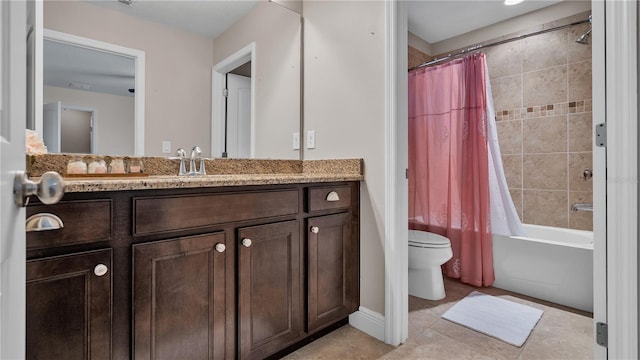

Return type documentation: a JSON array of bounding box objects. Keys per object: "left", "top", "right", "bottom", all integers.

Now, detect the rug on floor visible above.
[{"left": 441, "top": 291, "right": 544, "bottom": 347}]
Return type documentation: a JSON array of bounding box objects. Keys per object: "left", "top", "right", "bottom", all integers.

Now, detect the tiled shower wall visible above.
[
  {"left": 408, "top": 13, "right": 593, "bottom": 231},
  {"left": 486, "top": 16, "right": 593, "bottom": 230}
]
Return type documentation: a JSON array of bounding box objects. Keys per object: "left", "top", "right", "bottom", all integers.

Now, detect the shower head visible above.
[
  {"left": 575, "top": 14, "right": 592, "bottom": 45},
  {"left": 575, "top": 28, "right": 592, "bottom": 45}
]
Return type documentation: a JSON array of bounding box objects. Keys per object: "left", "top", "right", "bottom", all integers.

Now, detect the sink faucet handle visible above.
[
  {"left": 175, "top": 148, "right": 187, "bottom": 176},
  {"left": 188, "top": 146, "right": 202, "bottom": 176}
]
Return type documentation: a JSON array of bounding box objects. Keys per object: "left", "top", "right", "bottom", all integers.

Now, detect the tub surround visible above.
[{"left": 26, "top": 154, "right": 363, "bottom": 192}]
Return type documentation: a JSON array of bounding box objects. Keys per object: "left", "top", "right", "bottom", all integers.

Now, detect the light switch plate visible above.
[
  {"left": 307, "top": 130, "right": 315, "bottom": 149},
  {"left": 293, "top": 132, "right": 300, "bottom": 150}
]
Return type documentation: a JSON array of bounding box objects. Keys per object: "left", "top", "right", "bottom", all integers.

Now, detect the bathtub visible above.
[{"left": 492, "top": 224, "right": 593, "bottom": 312}]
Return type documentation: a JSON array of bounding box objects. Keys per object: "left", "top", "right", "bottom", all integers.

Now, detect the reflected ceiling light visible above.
[{"left": 504, "top": 0, "right": 524, "bottom": 5}]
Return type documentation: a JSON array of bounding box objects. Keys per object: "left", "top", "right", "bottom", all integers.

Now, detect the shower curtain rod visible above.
[{"left": 409, "top": 17, "right": 591, "bottom": 72}]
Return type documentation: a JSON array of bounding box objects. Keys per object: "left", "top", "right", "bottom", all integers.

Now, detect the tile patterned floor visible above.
[{"left": 283, "top": 277, "right": 594, "bottom": 360}]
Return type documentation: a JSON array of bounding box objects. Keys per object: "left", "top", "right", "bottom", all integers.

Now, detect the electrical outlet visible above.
[
  {"left": 307, "top": 130, "right": 315, "bottom": 149},
  {"left": 293, "top": 132, "right": 300, "bottom": 150},
  {"left": 162, "top": 141, "right": 171, "bottom": 154}
]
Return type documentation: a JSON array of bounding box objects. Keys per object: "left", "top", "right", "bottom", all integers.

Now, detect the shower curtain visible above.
[{"left": 408, "top": 53, "right": 523, "bottom": 287}]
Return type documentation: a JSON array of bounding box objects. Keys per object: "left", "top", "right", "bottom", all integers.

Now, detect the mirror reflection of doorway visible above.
[
  {"left": 43, "top": 102, "right": 95, "bottom": 154},
  {"left": 224, "top": 61, "right": 252, "bottom": 158}
]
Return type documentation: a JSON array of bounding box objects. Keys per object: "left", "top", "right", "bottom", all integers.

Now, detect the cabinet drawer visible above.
[
  {"left": 307, "top": 186, "right": 352, "bottom": 212},
  {"left": 26, "top": 200, "right": 112, "bottom": 250},
  {"left": 134, "top": 190, "right": 299, "bottom": 236}
]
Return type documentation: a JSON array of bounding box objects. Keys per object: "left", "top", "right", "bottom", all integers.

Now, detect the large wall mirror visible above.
[{"left": 36, "top": 0, "right": 302, "bottom": 159}]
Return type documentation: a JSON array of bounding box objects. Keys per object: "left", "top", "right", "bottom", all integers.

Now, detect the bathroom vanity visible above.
[{"left": 24, "top": 164, "right": 361, "bottom": 359}]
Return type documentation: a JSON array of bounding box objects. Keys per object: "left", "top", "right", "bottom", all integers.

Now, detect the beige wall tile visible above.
[
  {"left": 568, "top": 112, "right": 593, "bottom": 152},
  {"left": 509, "top": 188, "right": 523, "bottom": 221},
  {"left": 485, "top": 40, "right": 522, "bottom": 79},
  {"left": 523, "top": 190, "right": 569, "bottom": 228},
  {"left": 502, "top": 155, "right": 523, "bottom": 188},
  {"left": 568, "top": 60, "right": 592, "bottom": 101},
  {"left": 569, "top": 191, "right": 593, "bottom": 231},
  {"left": 523, "top": 153, "right": 567, "bottom": 190},
  {"left": 569, "top": 152, "right": 593, "bottom": 192},
  {"left": 496, "top": 120, "right": 522, "bottom": 154},
  {"left": 523, "top": 115, "right": 567, "bottom": 154},
  {"left": 568, "top": 22, "right": 592, "bottom": 63},
  {"left": 491, "top": 75, "right": 522, "bottom": 111},
  {"left": 523, "top": 66, "right": 567, "bottom": 107},
  {"left": 522, "top": 29, "right": 568, "bottom": 72}
]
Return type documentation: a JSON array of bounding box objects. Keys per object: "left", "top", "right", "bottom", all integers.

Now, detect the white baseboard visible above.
[{"left": 349, "top": 306, "right": 385, "bottom": 342}]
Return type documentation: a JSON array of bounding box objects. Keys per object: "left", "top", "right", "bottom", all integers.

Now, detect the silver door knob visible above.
[
  {"left": 215, "top": 243, "right": 226, "bottom": 253},
  {"left": 310, "top": 226, "right": 319, "bottom": 234},
  {"left": 242, "top": 238, "right": 252, "bottom": 247},
  {"left": 14, "top": 171, "right": 65, "bottom": 207},
  {"left": 94, "top": 264, "right": 108, "bottom": 277}
]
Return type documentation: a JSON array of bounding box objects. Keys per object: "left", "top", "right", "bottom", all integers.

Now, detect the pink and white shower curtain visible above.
[{"left": 408, "top": 53, "right": 523, "bottom": 287}]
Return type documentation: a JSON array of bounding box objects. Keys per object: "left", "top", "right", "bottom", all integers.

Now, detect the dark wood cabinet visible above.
[
  {"left": 26, "top": 249, "right": 112, "bottom": 360},
  {"left": 307, "top": 213, "right": 359, "bottom": 333},
  {"left": 26, "top": 181, "right": 359, "bottom": 360},
  {"left": 132, "top": 232, "right": 227, "bottom": 360},
  {"left": 237, "top": 221, "right": 303, "bottom": 360}
]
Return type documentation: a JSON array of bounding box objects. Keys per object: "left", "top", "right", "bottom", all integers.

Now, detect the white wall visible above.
[
  {"left": 44, "top": 85, "right": 134, "bottom": 155},
  {"left": 213, "top": 1, "right": 301, "bottom": 159},
  {"left": 303, "top": 0, "right": 386, "bottom": 315},
  {"left": 44, "top": 1, "right": 214, "bottom": 156}
]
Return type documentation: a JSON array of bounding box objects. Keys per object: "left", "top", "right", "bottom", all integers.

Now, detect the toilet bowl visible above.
[{"left": 408, "top": 230, "right": 453, "bottom": 300}]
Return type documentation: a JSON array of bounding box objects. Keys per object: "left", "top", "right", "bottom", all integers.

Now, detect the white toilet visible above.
[{"left": 408, "top": 230, "right": 453, "bottom": 300}]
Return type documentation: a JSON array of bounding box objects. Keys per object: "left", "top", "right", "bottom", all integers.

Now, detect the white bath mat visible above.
[{"left": 441, "top": 291, "right": 543, "bottom": 347}]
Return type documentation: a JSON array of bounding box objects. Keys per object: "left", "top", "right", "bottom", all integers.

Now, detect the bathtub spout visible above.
[{"left": 571, "top": 203, "right": 593, "bottom": 212}]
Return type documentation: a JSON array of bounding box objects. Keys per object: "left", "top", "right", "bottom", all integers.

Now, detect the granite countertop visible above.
[{"left": 27, "top": 155, "right": 364, "bottom": 193}]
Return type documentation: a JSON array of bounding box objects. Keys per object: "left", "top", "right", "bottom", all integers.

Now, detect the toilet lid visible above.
[{"left": 408, "top": 230, "right": 451, "bottom": 248}]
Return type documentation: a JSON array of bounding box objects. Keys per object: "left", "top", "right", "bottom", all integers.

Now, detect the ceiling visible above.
[
  {"left": 88, "top": 0, "right": 260, "bottom": 39},
  {"left": 407, "top": 0, "right": 563, "bottom": 44}
]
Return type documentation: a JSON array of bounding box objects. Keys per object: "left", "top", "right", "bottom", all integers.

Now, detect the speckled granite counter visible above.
[{"left": 26, "top": 155, "right": 363, "bottom": 193}]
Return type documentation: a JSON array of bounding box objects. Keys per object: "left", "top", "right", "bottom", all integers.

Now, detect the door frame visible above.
[
  {"left": 599, "top": 0, "right": 638, "bottom": 358},
  {"left": 211, "top": 42, "right": 256, "bottom": 158},
  {"left": 40, "top": 29, "right": 145, "bottom": 155},
  {"left": 386, "top": 1, "right": 640, "bottom": 357}
]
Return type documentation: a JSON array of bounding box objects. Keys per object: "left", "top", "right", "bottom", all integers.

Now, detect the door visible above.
[
  {"left": 26, "top": 249, "right": 112, "bottom": 360},
  {"left": 307, "top": 213, "right": 359, "bottom": 332},
  {"left": 42, "top": 101, "right": 61, "bottom": 152},
  {"left": 227, "top": 73, "right": 251, "bottom": 158},
  {"left": 60, "top": 108, "right": 92, "bottom": 153},
  {"left": 0, "top": 1, "right": 27, "bottom": 358},
  {"left": 238, "top": 220, "right": 302, "bottom": 360},
  {"left": 133, "top": 233, "right": 227, "bottom": 360}
]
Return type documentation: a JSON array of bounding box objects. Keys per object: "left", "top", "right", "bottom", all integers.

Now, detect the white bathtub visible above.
[{"left": 492, "top": 224, "right": 593, "bottom": 312}]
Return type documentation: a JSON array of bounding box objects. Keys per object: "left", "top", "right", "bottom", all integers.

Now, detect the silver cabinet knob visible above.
[
  {"left": 242, "top": 238, "right": 252, "bottom": 248},
  {"left": 94, "top": 264, "right": 108, "bottom": 277},
  {"left": 215, "top": 243, "right": 226, "bottom": 253},
  {"left": 14, "top": 171, "right": 65, "bottom": 207},
  {"left": 310, "top": 226, "right": 319, "bottom": 234}
]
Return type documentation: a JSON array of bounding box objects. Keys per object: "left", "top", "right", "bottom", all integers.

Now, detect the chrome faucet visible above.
[
  {"left": 188, "top": 146, "right": 203, "bottom": 176},
  {"left": 175, "top": 148, "right": 187, "bottom": 176},
  {"left": 571, "top": 203, "right": 593, "bottom": 212}
]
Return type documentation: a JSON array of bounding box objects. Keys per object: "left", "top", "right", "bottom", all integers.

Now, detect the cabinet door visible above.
[
  {"left": 26, "top": 249, "right": 112, "bottom": 360},
  {"left": 238, "top": 221, "right": 302, "bottom": 360},
  {"left": 133, "top": 233, "right": 226, "bottom": 360},
  {"left": 308, "top": 213, "right": 359, "bottom": 332}
]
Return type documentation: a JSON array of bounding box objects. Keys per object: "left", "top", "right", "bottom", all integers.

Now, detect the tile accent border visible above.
[{"left": 495, "top": 99, "right": 592, "bottom": 121}]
